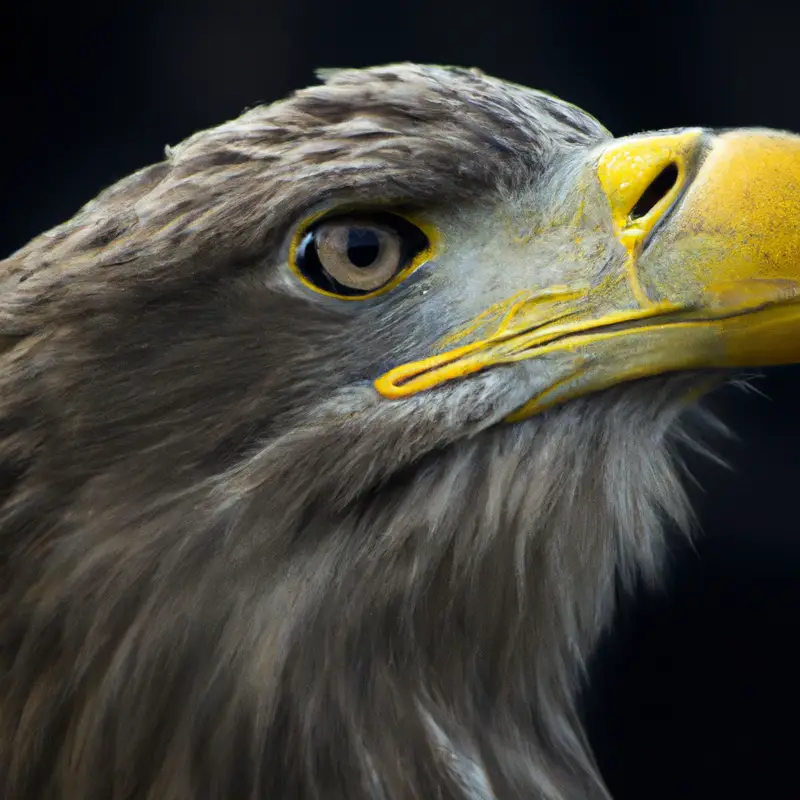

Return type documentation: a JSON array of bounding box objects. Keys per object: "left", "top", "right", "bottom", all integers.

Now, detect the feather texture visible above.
[{"left": 0, "top": 64, "right": 716, "bottom": 799}]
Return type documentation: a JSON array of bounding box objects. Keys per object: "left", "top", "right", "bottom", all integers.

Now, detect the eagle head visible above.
[{"left": 2, "top": 64, "right": 800, "bottom": 799}]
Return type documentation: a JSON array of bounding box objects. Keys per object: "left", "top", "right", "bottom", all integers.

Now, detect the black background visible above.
[{"left": 3, "top": 2, "right": 799, "bottom": 797}]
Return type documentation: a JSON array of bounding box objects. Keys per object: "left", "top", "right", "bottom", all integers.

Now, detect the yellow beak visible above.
[{"left": 375, "top": 129, "right": 800, "bottom": 418}]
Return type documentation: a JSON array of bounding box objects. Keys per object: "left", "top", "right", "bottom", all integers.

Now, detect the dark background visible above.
[{"left": 3, "top": 2, "right": 799, "bottom": 797}]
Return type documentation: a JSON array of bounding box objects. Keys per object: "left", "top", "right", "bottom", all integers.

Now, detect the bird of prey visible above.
[{"left": 2, "top": 63, "right": 800, "bottom": 800}]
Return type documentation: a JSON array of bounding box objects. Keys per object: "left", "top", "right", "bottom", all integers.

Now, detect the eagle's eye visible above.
[{"left": 291, "top": 212, "right": 432, "bottom": 299}]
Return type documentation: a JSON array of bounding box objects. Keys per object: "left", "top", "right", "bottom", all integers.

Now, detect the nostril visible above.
[{"left": 629, "top": 162, "right": 680, "bottom": 221}]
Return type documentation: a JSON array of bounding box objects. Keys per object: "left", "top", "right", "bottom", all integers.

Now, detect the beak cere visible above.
[
  {"left": 375, "top": 128, "right": 800, "bottom": 419},
  {"left": 596, "top": 129, "right": 702, "bottom": 308}
]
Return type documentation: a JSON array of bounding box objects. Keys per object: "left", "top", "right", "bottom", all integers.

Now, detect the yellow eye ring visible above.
[{"left": 288, "top": 210, "right": 440, "bottom": 300}]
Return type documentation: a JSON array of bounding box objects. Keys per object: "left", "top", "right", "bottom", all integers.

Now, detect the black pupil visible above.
[{"left": 346, "top": 228, "right": 381, "bottom": 268}]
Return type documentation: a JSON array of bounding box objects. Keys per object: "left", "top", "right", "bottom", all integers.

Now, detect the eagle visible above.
[{"left": 2, "top": 63, "right": 799, "bottom": 800}]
